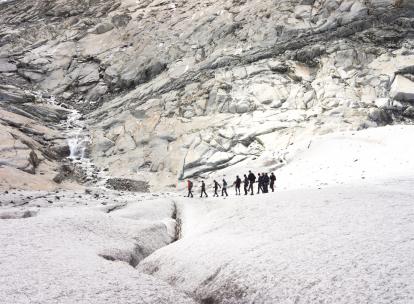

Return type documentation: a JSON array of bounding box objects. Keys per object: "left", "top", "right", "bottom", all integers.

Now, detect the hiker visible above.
[
  {"left": 257, "top": 173, "right": 263, "bottom": 194},
  {"left": 248, "top": 170, "right": 256, "bottom": 195},
  {"left": 263, "top": 173, "right": 270, "bottom": 193},
  {"left": 270, "top": 172, "right": 276, "bottom": 192},
  {"left": 213, "top": 179, "right": 221, "bottom": 197},
  {"left": 187, "top": 180, "right": 193, "bottom": 197},
  {"left": 200, "top": 180, "right": 208, "bottom": 198},
  {"left": 234, "top": 175, "right": 242, "bottom": 195},
  {"left": 243, "top": 174, "right": 249, "bottom": 195},
  {"left": 222, "top": 179, "right": 228, "bottom": 197}
]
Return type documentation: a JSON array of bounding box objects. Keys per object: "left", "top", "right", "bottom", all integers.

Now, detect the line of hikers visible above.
[{"left": 186, "top": 171, "right": 277, "bottom": 198}]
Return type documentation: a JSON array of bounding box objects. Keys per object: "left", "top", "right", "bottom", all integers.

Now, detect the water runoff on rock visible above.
[
  {"left": 65, "top": 110, "right": 88, "bottom": 160},
  {"left": 39, "top": 92, "right": 109, "bottom": 187},
  {"left": 65, "top": 110, "right": 109, "bottom": 187}
]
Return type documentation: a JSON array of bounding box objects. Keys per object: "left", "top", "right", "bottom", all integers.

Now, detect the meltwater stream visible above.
[
  {"left": 66, "top": 110, "right": 89, "bottom": 160},
  {"left": 63, "top": 108, "right": 109, "bottom": 187},
  {"left": 40, "top": 92, "right": 109, "bottom": 188}
]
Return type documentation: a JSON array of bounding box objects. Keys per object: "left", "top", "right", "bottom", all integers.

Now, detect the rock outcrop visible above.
[
  {"left": 1, "top": 0, "right": 414, "bottom": 189},
  {"left": 0, "top": 83, "right": 71, "bottom": 190}
]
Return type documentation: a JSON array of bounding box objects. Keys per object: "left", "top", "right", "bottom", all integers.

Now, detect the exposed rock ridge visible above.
[{"left": 0, "top": 0, "right": 414, "bottom": 189}]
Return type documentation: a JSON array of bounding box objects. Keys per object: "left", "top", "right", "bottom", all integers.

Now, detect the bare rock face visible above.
[
  {"left": 1, "top": 0, "right": 414, "bottom": 189},
  {"left": 390, "top": 75, "right": 414, "bottom": 102},
  {"left": 0, "top": 84, "right": 70, "bottom": 190}
]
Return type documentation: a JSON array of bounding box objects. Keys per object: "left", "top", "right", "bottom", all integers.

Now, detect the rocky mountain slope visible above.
[{"left": 1, "top": 0, "right": 414, "bottom": 190}]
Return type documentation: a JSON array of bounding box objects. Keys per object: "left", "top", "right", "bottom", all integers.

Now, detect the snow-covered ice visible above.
[
  {"left": 0, "top": 193, "right": 195, "bottom": 304},
  {"left": 140, "top": 181, "right": 414, "bottom": 303},
  {"left": 139, "top": 126, "right": 414, "bottom": 303},
  {"left": 1, "top": 125, "right": 414, "bottom": 303},
  {"left": 214, "top": 125, "right": 414, "bottom": 191}
]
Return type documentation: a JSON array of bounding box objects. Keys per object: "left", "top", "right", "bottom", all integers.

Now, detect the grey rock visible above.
[
  {"left": 0, "top": 0, "right": 413, "bottom": 190},
  {"left": 49, "top": 145, "right": 70, "bottom": 160},
  {"left": 0, "top": 85, "right": 35, "bottom": 103},
  {"left": 368, "top": 108, "right": 392, "bottom": 125},
  {"left": 403, "top": 106, "right": 414, "bottom": 118},
  {"left": 86, "top": 82, "right": 108, "bottom": 101},
  {"left": 111, "top": 14, "right": 131, "bottom": 28},
  {"left": 94, "top": 137, "right": 115, "bottom": 155},
  {"left": 68, "top": 63, "right": 100, "bottom": 86},
  {"left": 93, "top": 22, "right": 114, "bottom": 35},
  {"left": 0, "top": 58, "right": 17, "bottom": 72},
  {"left": 390, "top": 75, "right": 414, "bottom": 102},
  {"left": 105, "top": 178, "right": 149, "bottom": 192}
]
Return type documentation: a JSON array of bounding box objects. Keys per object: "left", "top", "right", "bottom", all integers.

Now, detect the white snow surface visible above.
[
  {"left": 140, "top": 182, "right": 414, "bottom": 303},
  {"left": 1, "top": 125, "right": 414, "bottom": 303},
  {"left": 213, "top": 125, "right": 414, "bottom": 191},
  {"left": 0, "top": 193, "right": 195, "bottom": 304},
  {"left": 139, "top": 125, "right": 414, "bottom": 303}
]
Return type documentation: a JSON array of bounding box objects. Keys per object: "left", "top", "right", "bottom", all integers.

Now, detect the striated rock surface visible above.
[
  {"left": 0, "top": 84, "right": 71, "bottom": 190},
  {"left": 1, "top": 0, "right": 414, "bottom": 189}
]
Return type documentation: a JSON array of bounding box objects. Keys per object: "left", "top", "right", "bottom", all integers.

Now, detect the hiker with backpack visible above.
[
  {"left": 243, "top": 174, "right": 249, "bottom": 195},
  {"left": 257, "top": 173, "right": 263, "bottom": 194},
  {"left": 263, "top": 173, "right": 270, "bottom": 193},
  {"left": 222, "top": 179, "right": 228, "bottom": 197},
  {"left": 270, "top": 172, "right": 276, "bottom": 192},
  {"left": 247, "top": 171, "right": 256, "bottom": 195},
  {"left": 234, "top": 175, "right": 242, "bottom": 195},
  {"left": 187, "top": 180, "right": 194, "bottom": 197},
  {"left": 213, "top": 180, "right": 221, "bottom": 197},
  {"left": 200, "top": 180, "right": 208, "bottom": 198}
]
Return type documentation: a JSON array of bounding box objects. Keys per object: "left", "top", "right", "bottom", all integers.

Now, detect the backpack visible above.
[{"left": 223, "top": 180, "right": 227, "bottom": 187}]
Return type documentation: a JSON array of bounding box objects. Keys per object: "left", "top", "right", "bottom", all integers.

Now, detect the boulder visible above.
[
  {"left": 93, "top": 23, "right": 114, "bottom": 34},
  {"left": 49, "top": 145, "right": 71, "bottom": 160},
  {"left": 111, "top": 14, "right": 131, "bottom": 27},
  {"left": 86, "top": 82, "right": 108, "bottom": 101},
  {"left": 403, "top": 106, "right": 414, "bottom": 118},
  {"left": 68, "top": 63, "right": 100, "bottom": 86},
  {"left": 390, "top": 75, "right": 414, "bottom": 102},
  {"left": 368, "top": 108, "right": 392, "bottom": 125},
  {"left": 236, "top": 102, "right": 250, "bottom": 113}
]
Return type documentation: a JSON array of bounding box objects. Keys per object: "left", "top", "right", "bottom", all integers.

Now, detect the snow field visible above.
[
  {"left": 1, "top": 125, "right": 413, "bottom": 303},
  {"left": 138, "top": 126, "right": 414, "bottom": 303},
  {"left": 140, "top": 181, "right": 414, "bottom": 303},
  {"left": 0, "top": 197, "right": 195, "bottom": 304}
]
